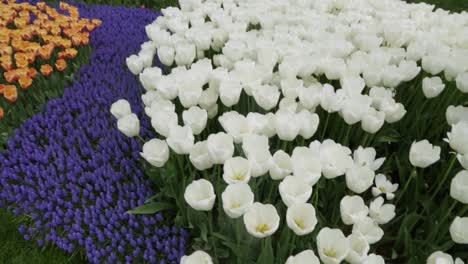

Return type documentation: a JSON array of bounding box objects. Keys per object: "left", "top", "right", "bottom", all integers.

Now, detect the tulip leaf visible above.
[
  {"left": 256, "top": 237, "right": 274, "bottom": 264},
  {"left": 126, "top": 202, "right": 175, "bottom": 214}
]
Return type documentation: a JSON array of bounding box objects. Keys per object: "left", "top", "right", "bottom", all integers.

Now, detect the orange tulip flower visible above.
[
  {"left": 19, "top": 76, "right": 32, "bottom": 89},
  {"left": 40, "top": 64, "right": 53, "bottom": 76},
  {"left": 0, "top": 107, "right": 4, "bottom": 120},
  {"left": 55, "top": 58, "right": 67, "bottom": 72},
  {"left": 4, "top": 85, "right": 17, "bottom": 103}
]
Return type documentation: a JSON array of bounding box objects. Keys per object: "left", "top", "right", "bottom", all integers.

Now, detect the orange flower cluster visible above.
[{"left": 0, "top": 0, "right": 101, "bottom": 119}]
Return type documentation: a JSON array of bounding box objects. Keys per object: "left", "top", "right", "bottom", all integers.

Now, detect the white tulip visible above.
[
  {"left": 141, "top": 91, "right": 163, "bottom": 107},
  {"left": 180, "top": 250, "right": 212, "bottom": 264},
  {"left": 183, "top": 106, "right": 208, "bottom": 135},
  {"left": 341, "top": 95, "right": 372, "bottom": 125},
  {"left": 450, "top": 170, "right": 468, "bottom": 204},
  {"left": 447, "top": 122, "right": 468, "bottom": 155},
  {"left": 219, "top": 77, "right": 243, "bottom": 107},
  {"left": 157, "top": 45, "right": 175, "bottom": 66},
  {"left": 140, "top": 139, "right": 169, "bottom": 167},
  {"left": 456, "top": 72, "right": 468, "bottom": 93},
  {"left": 450, "top": 216, "right": 468, "bottom": 244},
  {"left": 175, "top": 42, "right": 196, "bottom": 66},
  {"left": 155, "top": 75, "right": 178, "bottom": 100},
  {"left": 345, "top": 233, "right": 370, "bottom": 264},
  {"left": 455, "top": 258, "right": 465, "bottom": 264},
  {"left": 352, "top": 217, "right": 384, "bottom": 244},
  {"left": 369, "top": 197, "right": 396, "bottom": 224},
  {"left": 286, "top": 203, "right": 318, "bottom": 236},
  {"left": 243, "top": 203, "right": 280, "bottom": 238},
  {"left": 275, "top": 109, "right": 300, "bottom": 141},
  {"left": 199, "top": 87, "right": 219, "bottom": 110},
  {"left": 298, "top": 83, "right": 322, "bottom": 109},
  {"left": 286, "top": 250, "right": 320, "bottom": 264},
  {"left": 422, "top": 55, "right": 446, "bottom": 75},
  {"left": 340, "top": 195, "right": 369, "bottom": 225},
  {"left": 346, "top": 165, "right": 375, "bottom": 194},
  {"left": 110, "top": 99, "right": 132, "bottom": 119},
  {"left": 207, "top": 132, "right": 234, "bottom": 164},
  {"left": 363, "top": 254, "right": 385, "bottom": 264},
  {"left": 297, "top": 110, "right": 319, "bottom": 139},
  {"left": 279, "top": 176, "right": 313, "bottom": 207},
  {"left": 426, "top": 251, "right": 453, "bottom": 264},
  {"left": 321, "top": 84, "right": 343, "bottom": 113},
  {"left": 178, "top": 78, "right": 203, "bottom": 108},
  {"left": 242, "top": 133, "right": 270, "bottom": 157},
  {"left": 151, "top": 110, "right": 178, "bottom": 137},
  {"left": 252, "top": 84, "right": 281, "bottom": 111},
  {"left": 139, "top": 67, "right": 162, "bottom": 91},
  {"left": 281, "top": 78, "right": 302, "bottom": 99},
  {"left": 291, "top": 146, "right": 322, "bottom": 186},
  {"left": 381, "top": 101, "right": 406, "bottom": 123},
  {"left": 361, "top": 108, "right": 385, "bottom": 134},
  {"left": 167, "top": 125, "right": 195, "bottom": 155},
  {"left": 458, "top": 154, "right": 468, "bottom": 170},
  {"left": 247, "top": 148, "right": 273, "bottom": 177},
  {"left": 126, "top": 54, "right": 144, "bottom": 75},
  {"left": 446, "top": 105, "right": 468, "bottom": 126},
  {"left": 409, "top": 140, "right": 441, "bottom": 168},
  {"left": 269, "top": 150, "right": 293, "bottom": 180},
  {"left": 353, "top": 146, "right": 385, "bottom": 171},
  {"left": 184, "top": 179, "right": 216, "bottom": 211},
  {"left": 279, "top": 97, "right": 298, "bottom": 113},
  {"left": 422, "top": 76, "right": 445, "bottom": 98},
  {"left": 189, "top": 141, "right": 213, "bottom": 170},
  {"left": 146, "top": 99, "right": 175, "bottom": 117},
  {"left": 223, "top": 157, "right": 251, "bottom": 184},
  {"left": 219, "top": 111, "right": 250, "bottom": 143},
  {"left": 320, "top": 140, "right": 354, "bottom": 179},
  {"left": 246, "top": 113, "right": 270, "bottom": 136},
  {"left": 117, "top": 113, "right": 140, "bottom": 137},
  {"left": 222, "top": 183, "right": 254, "bottom": 218},
  {"left": 317, "top": 227, "right": 350, "bottom": 264},
  {"left": 372, "top": 174, "right": 399, "bottom": 200}
]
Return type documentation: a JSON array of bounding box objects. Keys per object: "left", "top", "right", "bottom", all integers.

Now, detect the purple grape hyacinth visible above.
[{"left": 0, "top": 3, "right": 187, "bottom": 264}]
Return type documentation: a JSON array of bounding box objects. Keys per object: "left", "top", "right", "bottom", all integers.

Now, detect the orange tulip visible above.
[
  {"left": 19, "top": 76, "right": 32, "bottom": 89},
  {"left": 55, "top": 58, "right": 67, "bottom": 72},
  {"left": 1, "top": 58, "right": 13, "bottom": 71},
  {"left": 4, "top": 85, "right": 17, "bottom": 103},
  {"left": 4, "top": 70, "right": 17, "bottom": 83},
  {"left": 0, "top": 84, "right": 6, "bottom": 95},
  {"left": 28, "top": 67, "right": 37, "bottom": 79},
  {"left": 40, "top": 64, "right": 53, "bottom": 76},
  {"left": 0, "top": 107, "right": 4, "bottom": 120},
  {"left": 0, "top": 45, "right": 12, "bottom": 55}
]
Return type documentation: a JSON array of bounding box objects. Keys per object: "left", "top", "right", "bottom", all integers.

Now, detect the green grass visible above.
[{"left": 0, "top": 210, "right": 84, "bottom": 264}]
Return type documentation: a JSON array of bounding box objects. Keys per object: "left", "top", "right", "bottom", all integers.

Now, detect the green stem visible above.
[
  {"left": 208, "top": 211, "right": 218, "bottom": 261},
  {"left": 431, "top": 154, "right": 457, "bottom": 200},
  {"left": 361, "top": 133, "right": 369, "bottom": 147},
  {"left": 396, "top": 168, "right": 417, "bottom": 204},
  {"left": 320, "top": 112, "right": 330, "bottom": 141}
]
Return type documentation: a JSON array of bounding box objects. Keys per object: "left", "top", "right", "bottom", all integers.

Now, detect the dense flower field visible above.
[
  {"left": 0, "top": 1, "right": 187, "bottom": 263},
  {"left": 113, "top": 0, "right": 468, "bottom": 263}
]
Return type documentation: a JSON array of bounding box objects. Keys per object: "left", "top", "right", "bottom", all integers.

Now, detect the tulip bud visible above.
[
  {"left": 140, "top": 139, "right": 169, "bottom": 167},
  {"left": 117, "top": 113, "right": 140, "bottom": 137},
  {"left": 184, "top": 179, "right": 216, "bottom": 211},
  {"left": 409, "top": 140, "right": 441, "bottom": 168},
  {"left": 450, "top": 170, "right": 468, "bottom": 204},
  {"left": 450, "top": 216, "right": 468, "bottom": 244},
  {"left": 422, "top": 76, "right": 445, "bottom": 98},
  {"left": 110, "top": 99, "right": 131, "bottom": 119}
]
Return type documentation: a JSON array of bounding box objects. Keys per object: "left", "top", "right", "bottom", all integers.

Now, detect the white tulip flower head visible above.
[
  {"left": 222, "top": 183, "right": 254, "bottom": 219},
  {"left": 223, "top": 157, "right": 251, "bottom": 184},
  {"left": 409, "top": 140, "right": 441, "bottom": 168},
  {"left": 340, "top": 195, "right": 369, "bottom": 225},
  {"left": 184, "top": 179, "right": 216, "bottom": 211},
  {"left": 243, "top": 203, "right": 280, "bottom": 238},
  {"left": 286, "top": 203, "right": 318, "bottom": 236},
  {"left": 372, "top": 174, "right": 398, "bottom": 200},
  {"left": 316, "top": 227, "right": 350, "bottom": 264},
  {"left": 286, "top": 250, "right": 320, "bottom": 264}
]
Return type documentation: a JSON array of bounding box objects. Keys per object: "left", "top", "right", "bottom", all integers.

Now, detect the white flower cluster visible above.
[{"left": 111, "top": 0, "right": 468, "bottom": 262}]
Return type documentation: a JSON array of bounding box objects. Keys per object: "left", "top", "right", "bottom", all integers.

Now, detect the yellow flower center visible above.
[
  {"left": 379, "top": 186, "right": 387, "bottom": 193},
  {"left": 294, "top": 218, "right": 306, "bottom": 229},
  {"left": 233, "top": 173, "right": 245, "bottom": 181},
  {"left": 231, "top": 202, "right": 241, "bottom": 209},
  {"left": 324, "top": 248, "right": 337, "bottom": 258},
  {"left": 255, "top": 224, "right": 270, "bottom": 233}
]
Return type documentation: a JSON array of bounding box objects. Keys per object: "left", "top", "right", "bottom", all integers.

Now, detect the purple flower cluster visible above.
[{"left": 0, "top": 4, "right": 187, "bottom": 264}]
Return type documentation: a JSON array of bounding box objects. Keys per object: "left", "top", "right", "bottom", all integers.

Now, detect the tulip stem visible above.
[
  {"left": 396, "top": 167, "right": 417, "bottom": 204},
  {"left": 430, "top": 154, "right": 457, "bottom": 201},
  {"left": 361, "top": 133, "right": 369, "bottom": 147},
  {"left": 208, "top": 211, "right": 219, "bottom": 261},
  {"left": 320, "top": 112, "right": 330, "bottom": 141}
]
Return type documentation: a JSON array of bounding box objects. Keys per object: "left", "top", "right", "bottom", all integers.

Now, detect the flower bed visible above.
[
  {"left": 113, "top": 0, "right": 468, "bottom": 263},
  {"left": 0, "top": 3, "right": 187, "bottom": 264}
]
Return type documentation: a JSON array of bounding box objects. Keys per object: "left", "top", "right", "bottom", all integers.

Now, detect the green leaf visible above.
[
  {"left": 256, "top": 238, "right": 274, "bottom": 264},
  {"left": 126, "top": 202, "right": 175, "bottom": 215}
]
